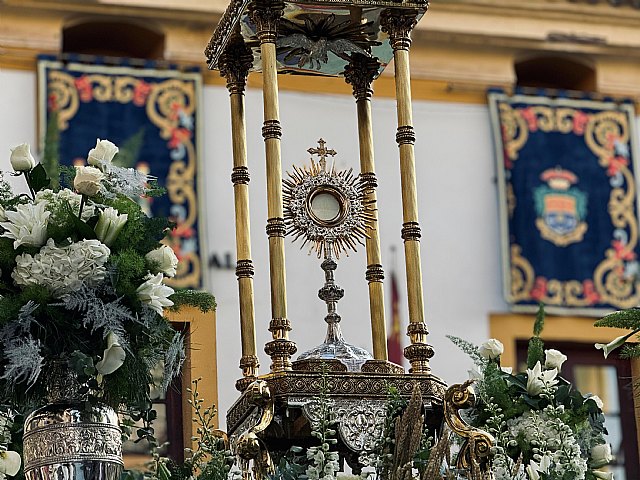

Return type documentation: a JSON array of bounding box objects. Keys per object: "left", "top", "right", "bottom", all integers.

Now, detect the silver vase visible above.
[{"left": 22, "top": 362, "right": 123, "bottom": 480}]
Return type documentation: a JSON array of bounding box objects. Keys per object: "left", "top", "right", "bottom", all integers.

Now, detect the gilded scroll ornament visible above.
[{"left": 444, "top": 381, "right": 494, "bottom": 473}]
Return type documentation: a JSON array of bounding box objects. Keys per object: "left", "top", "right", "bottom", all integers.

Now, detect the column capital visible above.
[
  {"left": 219, "top": 33, "right": 253, "bottom": 94},
  {"left": 248, "top": 0, "right": 284, "bottom": 44},
  {"left": 380, "top": 9, "right": 418, "bottom": 51},
  {"left": 343, "top": 53, "right": 381, "bottom": 101}
]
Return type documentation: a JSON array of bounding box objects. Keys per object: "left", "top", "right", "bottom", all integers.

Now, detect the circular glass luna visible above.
[{"left": 307, "top": 187, "right": 348, "bottom": 226}]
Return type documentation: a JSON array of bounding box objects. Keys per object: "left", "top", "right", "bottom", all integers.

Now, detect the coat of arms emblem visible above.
[{"left": 534, "top": 167, "right": 588, "bottom": 247}]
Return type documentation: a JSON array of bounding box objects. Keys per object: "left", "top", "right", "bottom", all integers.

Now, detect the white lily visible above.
[
  {"left": 525, "top": 464, "right": 539, "bottom": 480},
  {"left": 0, "top": 202, "right": 50, "bottom": 249},
  {"left": 0, "top": 450, "right": 21, "bottom": 477},
  {"left": 526, "top": 361, "right": 558, "bottom": 396},
  {"left": 95, "top": 332, "right": 126, "bottom": 375},
  {"left": 592, "top": 471, "right": 614, "bottom": 480},
  {"left": 136, "top": 273, "right": 174, "bottom": 316},
  {"left": 595, "top": 329, "right": 640, "bottom": 358},
  {"left": 95, "top": 207, "right": 128, "bottom": 246}
]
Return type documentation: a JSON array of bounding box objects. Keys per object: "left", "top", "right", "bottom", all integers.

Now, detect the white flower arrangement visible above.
[
  {"left": 0, "top": 140, "right": 215, "bottom": 468},
  {"left": 448, "top": 309, "right": 613, "bottom": 480}
]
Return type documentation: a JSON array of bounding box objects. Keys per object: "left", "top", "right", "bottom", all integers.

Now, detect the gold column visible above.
[
  {"left": 249, "top": 0, "right": 297, "bottom": 372},
  {"left": 344, "top": 54, "right": 387, "bottom": 361},
  {"left": 381, "top": 10, "right": 434, "bottom": 374},
  {"left": 219, "top": 33, "right": 260, "bottom": 391}
]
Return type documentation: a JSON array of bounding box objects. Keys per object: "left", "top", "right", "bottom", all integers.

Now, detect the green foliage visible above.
[
  {"left": 527, "top": 303, "right": 546, "bottom": 368},
  {"left": 533, "top": 303, "right": 545, "bottom": 336},
  {"left": 108, "top": 195, "right": 172, "bottom": 254},
  {"left": 26, "top": 164, "right": 51, "bottom": 193},
  {"left": 109, "top": 249, "right": 147, "bottom": 300},
  {"left": 595, "top": 308, "right": 640, "bottom": 330},
  {"left": 167, "top": 290, "right": 216, "bottom": 313},
  {"left": 42, "top": 110, "right": 60, "bottom": 189},
  {"left": 621, "top": 343, "right": 640, "bottom": 358},
  {"left": 114, "top": 128, "right": 146, "bottom": 169},
  {"left": 527, "top": 336, "right": 545, "bottom": 369}
]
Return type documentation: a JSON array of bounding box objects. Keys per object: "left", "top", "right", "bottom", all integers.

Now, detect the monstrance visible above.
[
  {"left": 284, "top": 139, "right": 375, "bottom": 371},
  {"left": 206, "top": 0, "right": 492, "bottom": 474}
]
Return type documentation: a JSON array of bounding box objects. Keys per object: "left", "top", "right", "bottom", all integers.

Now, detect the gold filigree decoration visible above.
[
  {"left": 509, "top": 245, "right": 535, "bottom": 303},
  {"left": 498, "top": 103, "right": 528, "bottom": 161},
  {"left": 47, "top": 71, "right": 79, "bottom": 130}
]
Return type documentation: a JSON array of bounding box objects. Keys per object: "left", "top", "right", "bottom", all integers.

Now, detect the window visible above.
[
  {"left": 62, "top": 20, "right": 165, "bottom": 59},
  {"left": 515, "top": 56, "right": 596, "bottom": 91}
]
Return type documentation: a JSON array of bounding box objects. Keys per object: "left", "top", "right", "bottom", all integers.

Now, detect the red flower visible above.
[
  {"left": 168, "top": 127, "right": 192, "bottom": 149},
  {"left": 520, "top": 107, "right": 538, "bottom": 132},
  {"left": 612, "top": 239, "right": 636, "bottom": 261},
  {"left": 582, "top": 280, "right": 600, "bottom": 304},
  {"left": 74, "top": 75, "right": 93, "bottom": 102},
  {"left": 133, "top": 80, "right": 152, "bottom": 106},
  {"left": 530, "top": 276, "right": 547, "bottom": 301},
  {"left": 48, "top": 93, "right": 59, "bottom": 111},
  {"left": 572, "top": 111, "right": 589, "bottom": 135},
  {"left": 607, "top": 156, "right": 628, "bottom": 176}
]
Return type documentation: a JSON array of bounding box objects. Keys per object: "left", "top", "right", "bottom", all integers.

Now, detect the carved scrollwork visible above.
[
  {"left": 444, "top": 381, "right": 494, "bottom": 473},
  {"left": 235, "top": 381, "right": 275, "bottom": 480}
]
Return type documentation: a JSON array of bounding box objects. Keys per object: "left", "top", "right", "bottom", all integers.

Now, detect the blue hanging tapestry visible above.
[
  {"left": 489, "top": 90, "right": 640, "bottom": 314},
  {"left": 37, "top": 56, "right": 204, "bottom": 289}
]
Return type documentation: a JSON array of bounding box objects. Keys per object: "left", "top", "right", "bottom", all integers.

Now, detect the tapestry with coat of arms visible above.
[
  {"left": 489, "top": 90, "right": 640, "bottom": 314},
  {"left": 37, "top": 56, "right": 204, "bottom": 289}
]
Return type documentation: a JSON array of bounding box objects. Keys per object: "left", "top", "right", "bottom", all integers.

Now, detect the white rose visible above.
[
  {"left": 0, "top": 202, "right": 50, "bottom": 249},
  {"left": 591, "top": 443, "right": 613, "bottom": 468},
  {"left": 588, "top": 394, "right": 604, "bottom": 410},
  {"left": 10, "top": 143, "right": 36, "bottom": 172},
  {"left": 500, "top": 366, "right": 513, "bottom": 374},
  {"left": 136, "top": 272, "right": 174, "bottom": 316},
  {"left": 74, "top": 166, "right": 104, "bottom": 197},
  {"left": 478, "top": 338, "right": 504, "bottom": 360},
  {"left": 544, "top": 349, "right": 567, "bottom": 371},
  {"left": 145, "top": 245, "right": 179, "bottom": 278},
  {"left": 95, "top": 332, "right": 126, "bottom": 375},
  {"left": 0, "top": 450, "right": 21, "bottom": 476},
  {"left": 87, "top": 139, "right": 119, "bottom": 170},
  {"left": 95, "top": 207, "right": 128, "bottom": 246}
]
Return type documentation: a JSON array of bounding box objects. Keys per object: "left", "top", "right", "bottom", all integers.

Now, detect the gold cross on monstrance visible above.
[{"left": 307, "top": 138, "right": 337, "bottom": 171}]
